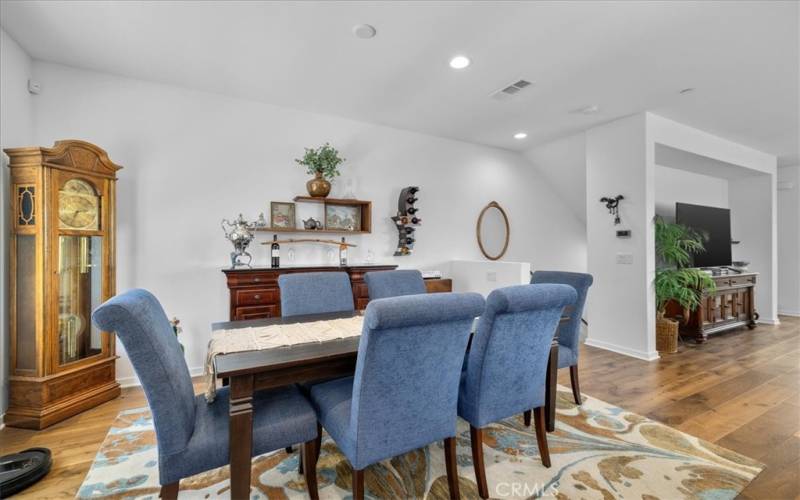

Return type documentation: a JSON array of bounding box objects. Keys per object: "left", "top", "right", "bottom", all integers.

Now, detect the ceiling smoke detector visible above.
[
  {"left": 490, "top": 79, "right": 533, "bottom": 100},
  {"left": 353, "top": 24, "right": 377, "bottom": 39},
  {"left": 513, "top": 132, "right": 528, "bottom": 140}
]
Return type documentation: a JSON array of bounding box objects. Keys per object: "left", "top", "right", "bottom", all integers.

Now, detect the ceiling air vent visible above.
[{"left": 490, "top": 79, "right": 533, "bottom": 100}]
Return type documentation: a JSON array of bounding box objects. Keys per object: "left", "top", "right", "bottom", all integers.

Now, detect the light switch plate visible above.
[{"left": 616, "top": 253, "right": 633, "bottom": 265}]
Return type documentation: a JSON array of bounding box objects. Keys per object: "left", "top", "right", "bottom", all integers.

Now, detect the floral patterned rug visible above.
[{"left": 77, "top": 387, "right": 762, "bottom": 499}]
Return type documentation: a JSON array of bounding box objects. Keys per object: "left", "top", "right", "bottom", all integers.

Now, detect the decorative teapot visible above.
[
  {"left": 303, "top": 217, "right": 321, "bottom": 230},
  {"left": 221, "top": 213, "right": 259, "bottom": 268}
]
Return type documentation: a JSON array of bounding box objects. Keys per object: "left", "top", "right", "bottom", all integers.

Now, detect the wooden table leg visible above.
[
  {"left": 229, "top": 374, "right": 254, "bottom": 499},
  {"left": 545, "top": 342, "right": 558, "bottom": 432}
]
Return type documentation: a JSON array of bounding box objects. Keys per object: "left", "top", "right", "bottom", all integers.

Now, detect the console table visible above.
[{"left": 666, "top": 271, "right": 758, "bottom": 343}]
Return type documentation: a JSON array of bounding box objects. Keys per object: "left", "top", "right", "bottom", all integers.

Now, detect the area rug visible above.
[{"left": 77, "top": 387, "right": 763, "bottom": 499}]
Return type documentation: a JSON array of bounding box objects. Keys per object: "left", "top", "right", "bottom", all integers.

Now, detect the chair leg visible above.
[
  {"left": 533, "top": 407, "right": 551, "bottom": 468},
  {"left": 444, "top": 436, "right": 460, "bottom": 500},
  {"left": 299, "top": 445, "right": 304, "bottom": 474},
  {"left": 469, "top": 426, "right": 489, "bottom": 499},
  {"left": 160, "top": 481, "right": 179, "bottom": 499},
  {"left": 353, "top": 467, "right": 365, "bottom": 500},
  {"left": 286, "top": 446, "right": 293, "bottom": 453},
  {"left": 570, "top": 364, "right": 582, "bottom": 405},
  {"left": 302, "top": 440, "right": 319, "bottom": 500},
  {"left": 523, "top": 409, "right": 531, "bottom": 427},
  {"left": 314, "top": 422, "right": 322, "bottom": 462}
]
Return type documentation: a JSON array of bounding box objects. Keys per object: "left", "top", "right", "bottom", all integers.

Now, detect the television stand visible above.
[{"left": 665, "top": 271, "right": 758, "bottom": 343}]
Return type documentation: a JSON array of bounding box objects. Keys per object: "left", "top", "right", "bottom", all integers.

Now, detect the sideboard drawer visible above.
[
  {"left": 227, "top": 273, "right": 278, "bottom": 287},
  {"left": 234, "top": 288, "right": 279, "bottom": 306},
  {"left": 233, "top": 305, "right": 278, "bottom": 321}
]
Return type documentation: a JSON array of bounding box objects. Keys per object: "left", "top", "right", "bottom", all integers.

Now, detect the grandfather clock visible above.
[{"left": 5, "top": 140, "right": 122, "bottom": 429}]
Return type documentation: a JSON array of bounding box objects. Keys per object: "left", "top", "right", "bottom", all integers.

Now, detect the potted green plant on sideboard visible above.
[
  {"left": 295, "top": 142, "right": 345, "bottom": 198},
  {"left": 654, "top": 216, "right": 716, "bottom": 353}
]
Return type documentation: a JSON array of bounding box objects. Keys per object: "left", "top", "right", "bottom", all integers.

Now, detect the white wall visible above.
[
  {"left": 654, "top": 165, "right": 729, "bottom": 220},
  {"left": 450, "top": 260, "right": 531, "bottom": 297},
  {"left": 778, "top": 165, "right": 800, "bottom": 315},
  {"left": 29, "top": 61, "right": 586, "bottom": 384},
  {"left": 523, "top": 133, "right": 588, "bottom": 226},
  {"left": 0, "top": 28, "right": 35, "bottom": 417},
  {"left": 585, "top": 113, "right": 658, "bottom": 360}
]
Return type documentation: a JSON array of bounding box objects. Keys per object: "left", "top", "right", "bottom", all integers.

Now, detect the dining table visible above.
[{"left": 211, "top": 310, "right": 567, "bottom": 498}]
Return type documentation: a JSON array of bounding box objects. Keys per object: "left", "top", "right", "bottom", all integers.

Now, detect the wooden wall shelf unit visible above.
[
  {"left": 256, "top": 196, "right": 372, "bottom": 234},
  {"left": 665, "top": 271, "right": 758, "bottom": 343},
  {"left": 223, "top": 264, "right": 398, "bottom": 320}
]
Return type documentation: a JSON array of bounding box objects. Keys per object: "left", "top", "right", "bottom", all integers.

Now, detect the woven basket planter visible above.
[{"left": 656, "top": 314, "right": 679, "bottom": 354}]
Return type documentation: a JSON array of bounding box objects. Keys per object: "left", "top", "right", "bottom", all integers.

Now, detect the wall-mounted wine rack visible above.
[{"left": 391, "top": 186, "right": 420, "bottom": 256}]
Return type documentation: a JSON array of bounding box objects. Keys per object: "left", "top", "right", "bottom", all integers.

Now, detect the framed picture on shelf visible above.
[
  {"left": 325, "top": 204, "right": 361, "bottom": 231},
  {"left": 270, "top": 202, "right": 296, "bottom": 229}
]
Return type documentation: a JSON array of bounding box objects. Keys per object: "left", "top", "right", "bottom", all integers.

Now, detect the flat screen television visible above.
[{"left": 675, "top": 203, "right": 732, "bottom": 268}]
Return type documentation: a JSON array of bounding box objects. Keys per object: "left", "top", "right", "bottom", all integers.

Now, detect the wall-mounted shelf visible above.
[{"left": 262, "top": 196, "right": 372, "bottom": 233}]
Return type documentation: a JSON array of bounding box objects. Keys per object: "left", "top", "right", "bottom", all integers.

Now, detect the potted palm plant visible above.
[
  {"left": 295, "top": 143, "right": 345, "bottom": 198},
  {"left": 654, "top": 216, "right": 716, "bottom": 353}
]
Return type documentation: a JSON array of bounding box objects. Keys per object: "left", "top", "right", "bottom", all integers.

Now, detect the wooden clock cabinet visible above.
[{"left": 5, "top": 140, "right": 122, "bottom": 429}]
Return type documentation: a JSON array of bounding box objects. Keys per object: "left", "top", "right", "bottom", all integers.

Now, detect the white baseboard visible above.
[
  {"left": 117, "top": 366, "right": 204, "bottom": 388},
  {"left": 584, "top": 338, "right": 660, "bottom": 361},
  {"left": 778, "top": 309, "right": 800, "bottom": 317},
  {"left": 757, "top": 318, "right": 781, "bottom": 326}
]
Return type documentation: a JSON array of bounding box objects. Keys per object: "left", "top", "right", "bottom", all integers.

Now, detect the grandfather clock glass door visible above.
[{"left": 55, "top": 175, "right": 107, "bottom": 367}]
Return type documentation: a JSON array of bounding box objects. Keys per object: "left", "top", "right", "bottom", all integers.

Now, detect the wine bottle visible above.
[
  {"left": 405, "top": 237, "right": 415, "bottom": 245},
  {"left": 271, "top": 235, "right": 280, "bottom": 268},
  {"left": 407, "top": 207, "right": 418, "bottom": 214},
  {"left": 339, "top": 237, "right": 348, "bottom": 266},
  {"left": 406, "top": 196, "right": 418, "bottom": 204},
  {"left": 409, "top": 186, "right": 419, "bottom": 194},
  {"left": 403, "top": 226, "right": 415, "bottom": 234}
]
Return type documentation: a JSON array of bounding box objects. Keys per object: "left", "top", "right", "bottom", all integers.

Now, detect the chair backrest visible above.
[
  {"left": 348, "top": 292, "right": 485, "bottom": 469},
  {"left": 364, "top": 269, "right": 426, "bottom": 300},
  {"left": 460, "top": 284, "right": 577, "bottom": 428},
  {"left": 530, "top": 271, "right": 593, "bottom": 354},
  {"left": 91, "top": 289, "right": 196, "bottom": 457},
  {"left": 278, "top": 271, "right": 355, "bottom": 317}
]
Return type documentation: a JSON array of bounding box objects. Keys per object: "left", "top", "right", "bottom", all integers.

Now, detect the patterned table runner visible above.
[{"left": 204, "top": 315, "right": 364, "bottom": 402}]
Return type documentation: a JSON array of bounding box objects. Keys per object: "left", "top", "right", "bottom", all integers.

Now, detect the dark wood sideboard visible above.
[
  {"left": 222, "top": 266, "right": 454, "bottom": 321},
  {"left": 666, "top": 271, "right": 758, "bottom": 343}
]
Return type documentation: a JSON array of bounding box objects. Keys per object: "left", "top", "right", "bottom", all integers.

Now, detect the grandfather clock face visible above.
[{"left": 58, "top": 179, "right": 100, "bottom": 230}]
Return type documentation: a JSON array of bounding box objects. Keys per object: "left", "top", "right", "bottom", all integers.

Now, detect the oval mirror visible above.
[{"left": 476, "top": 201, "right": 510, "bottom": 260}]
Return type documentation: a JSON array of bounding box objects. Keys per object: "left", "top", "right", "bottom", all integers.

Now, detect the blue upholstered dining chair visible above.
[
  {"left": 308, "top": 292, "right": 485, "bottom": 500},
  {"left": 278, "top": 271, "right": 355, "bottom": 317},
  {"left": 364, "top": 269, "right": 426, "bottom": 300},
  {"left": 458, "top": 284, "right": 577, "bottom": 498},
  {"left": 91, "top": 289, "right": 320, "bottom": 499},
  {"left": 530, "top": 271, "right": 593, "bottom": 405}
]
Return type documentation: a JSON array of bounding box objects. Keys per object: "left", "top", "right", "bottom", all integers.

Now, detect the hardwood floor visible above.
[{"left": 1, "top": 317, "right": 797, "bottom": 499}]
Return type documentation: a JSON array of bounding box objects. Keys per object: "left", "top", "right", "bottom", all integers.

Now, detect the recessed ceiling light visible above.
[
  {"left": 513, "top": 132, "right": 528, "bottom": 140},
  {"left": 679, "top": 87, "right": 695, "bottom": 94},
  {"left": 353, "top": 24, "right": 377, "bottom": 39},
  {"left": 449, "top": 55, "right": 471, "bottom": 69}
]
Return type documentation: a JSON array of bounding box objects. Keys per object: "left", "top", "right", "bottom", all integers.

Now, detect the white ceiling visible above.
[{"left": 2, "top": 1, "right": 798, "bottom": 162}]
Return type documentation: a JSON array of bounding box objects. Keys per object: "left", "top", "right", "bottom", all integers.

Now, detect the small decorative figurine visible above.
[{"left": 221, "top": 214, "right": 256, "bottom": 268}]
